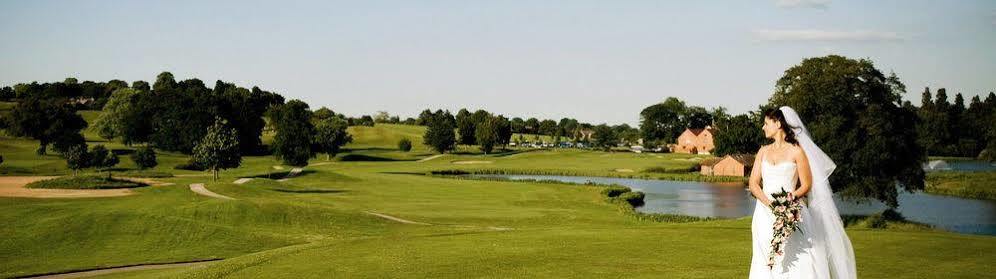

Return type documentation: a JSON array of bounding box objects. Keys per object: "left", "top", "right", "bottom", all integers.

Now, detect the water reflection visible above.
[{"left": 473, "top": 174, "right": 996, "bottom": 236}]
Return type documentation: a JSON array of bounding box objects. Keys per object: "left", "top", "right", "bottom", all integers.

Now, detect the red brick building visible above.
[
  {"left": 700, "top": 154, "right": 754, "bottom": 177},
  {"left": 672, "top": 127, "right": 716, "bottom": 154}
]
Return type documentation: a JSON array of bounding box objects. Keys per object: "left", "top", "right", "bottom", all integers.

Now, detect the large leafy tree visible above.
[
  {"left": 685, "top": 106, "right": 713, "bottom": 129},
  {"left": 712, "top": 113, "right": 765, "bottom": 156},
  {"left": 423, "top": 110, "right": 456, "bottom": 154},
  {"left": 269, "top": 100, "right": 315, "bottom": 166},
  {"left": 213, "top": 82, "right": 284, "bottom": 154},
  {"left": 313, "top": 116, "right": 353, "bottom": 160},
  {"left": 592, "top": 124, "right": 618, "bottom": 151},
  {"left": 767, "top": 55, "right": 924, "bottom": 207},
  {"left": 495, "top": 115, "right": 512, "bottom": 148},
  {"left": 5, "top": 97, "right": 87, "bottom": 155},
  {"left": 475, "top": 114, "right": 500, "bottom": 154},
  {"left": 455, "top": 109, "right": 476, "bottom": 145},
  {"left": 90, "top": 88, "right": 137, "bottom": 141},
  {"left": 640, "top": 97, "right": 687, "bottom": 144},
  {"left": 193, "top": 118, "right": 242, "bottom": 181}
]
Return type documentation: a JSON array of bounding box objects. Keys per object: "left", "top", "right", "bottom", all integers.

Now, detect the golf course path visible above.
[
  {"left": 23, "top": 259, "right": 220, "bottom": 279},
  {"left": 365, "top": 211, "right": 431, "bottom": 225},
  {"left": 189, "top": 183, "right": 235, "bottom": 200},
  {"left": 417, "top": 154, "right": 444, "bottom": 162},
  {"left": 0, "top": 176, "right": 134, "bottom": 198}
]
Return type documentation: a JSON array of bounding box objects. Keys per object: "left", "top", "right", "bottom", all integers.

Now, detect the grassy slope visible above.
[
  {"left": 0, "top": 117, "right": 993, "bottom": 278},
  {"left": 926, "top": 171, "right": 996, "bottom": 200}
]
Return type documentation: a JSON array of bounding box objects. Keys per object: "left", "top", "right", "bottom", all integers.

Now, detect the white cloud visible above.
[
  {"left": 775, "top": 0, "right": 830, "bottom": 9},
  {"left": 753, "top": 29, "right": 904, "bottom": 42}
]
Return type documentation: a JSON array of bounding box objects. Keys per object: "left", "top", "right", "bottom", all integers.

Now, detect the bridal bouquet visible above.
[{"left": 767, "top": 189, "right": 803, "bottom": 269}]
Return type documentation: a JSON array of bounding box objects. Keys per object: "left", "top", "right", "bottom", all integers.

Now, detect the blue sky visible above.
[{"left": 1, "top": 0, "right": 994, "bottom": 125}]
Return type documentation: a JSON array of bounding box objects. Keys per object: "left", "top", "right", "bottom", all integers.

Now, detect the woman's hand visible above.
[{"left": 761, "top": 197, "right": 773, "bottom": 208}]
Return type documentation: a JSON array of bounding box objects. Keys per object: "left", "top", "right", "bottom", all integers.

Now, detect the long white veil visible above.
[{"left": 779, "top": 106, "right": 856, "bottom": 279}]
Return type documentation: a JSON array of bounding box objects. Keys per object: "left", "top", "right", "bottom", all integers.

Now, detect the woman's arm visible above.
[
  {"left": 748, "top": 146, "right": 771, "bottom": 207},
  {"left": 792, "top": 146, "right": 813, "bottom": 199}
]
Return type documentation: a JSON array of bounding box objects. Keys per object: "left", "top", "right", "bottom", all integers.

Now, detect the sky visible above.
[{"left": 1, "top": 0, "right": 994, "bottom": 126}]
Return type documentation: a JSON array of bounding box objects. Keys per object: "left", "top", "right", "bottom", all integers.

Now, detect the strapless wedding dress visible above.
[{"left": 749, "top": 157, "right": 827, "bottom": 278}]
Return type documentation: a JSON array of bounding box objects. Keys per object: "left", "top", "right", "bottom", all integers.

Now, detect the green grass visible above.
[
  {"left": 925, "top": 171, "right": 996, "bottom": 200},
  {"left": 26, "top": 175, "right": 148, "bottom": 189},
  {"left": 0, "top": 117, "right": 993, "bottom": 278}
]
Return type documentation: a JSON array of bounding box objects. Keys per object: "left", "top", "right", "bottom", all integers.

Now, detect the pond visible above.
[
  {"left": 470, "top": 174, "right": 996, "bottom": 236},
  {"left": 923, "top": 159, "right": 996, "bottom": 172}
]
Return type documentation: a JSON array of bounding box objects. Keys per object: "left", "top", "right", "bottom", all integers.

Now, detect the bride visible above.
[{"left": 748, "top": 106, "right": 856, "bottom": 279}]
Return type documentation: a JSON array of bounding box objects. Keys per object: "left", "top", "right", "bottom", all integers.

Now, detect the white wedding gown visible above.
[{"left": 749, "top": 156, "right": 827, "bottom": 278}]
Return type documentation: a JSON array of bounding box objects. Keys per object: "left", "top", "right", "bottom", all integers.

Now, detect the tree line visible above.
[
  {"left": 1, "top": 72, "right": 355, "bottom": 178},
  {"left": 914, "top": 87, "right": 996, "bottom": 158}
]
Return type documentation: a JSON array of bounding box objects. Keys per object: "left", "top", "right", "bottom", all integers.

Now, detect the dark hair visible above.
[{"left": 763, "top": 108, "right": 798, "bottom": 145}]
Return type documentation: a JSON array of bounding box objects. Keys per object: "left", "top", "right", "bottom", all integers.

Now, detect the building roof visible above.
[
  {"left": 686, "top": 126, "right": 716, "bottom": 136},
  {"left": 700, "top": 157, "right": 723, "bottom": 167},
  {"left": 726, "top": 154, "right": 755, "bottom": 167}
]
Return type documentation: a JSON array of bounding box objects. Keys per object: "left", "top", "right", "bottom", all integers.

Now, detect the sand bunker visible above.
[
  {"left": 451, "top": 160, "right": 493, "bottom": 164},
  {"left": 0, "top": 176, "right": 135, "bottom": 198},
  {"left": 614, "top": 168, "right": 635, "bottom": 173}
]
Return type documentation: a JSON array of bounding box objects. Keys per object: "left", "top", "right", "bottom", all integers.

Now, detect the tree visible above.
[
  {"left": 214, "top": 83, "right": 284, "bottom": 154},
  {"left": 423, "top": 113, "right": 456, "bottom": 154},
  {"left": 5, "top": 97, "right": 87, "bottom": 155},
  {"left": 313, "top": 107, "right": 336, "bottom": 121},
  {"left": 475, "top": 115, "right": 500, "bottom": 154},
  {"left": 131, "top": 80, "right": 150, "bottom": 92},
  {"left": 90, "top": 88, "right": 137, "bottom": 140},
  {"left": 525, "top": 118, "right": 539, "bottom": 134},
  {"left": 455, "top": 109, "right": 476, "bottom": 145},
  {"left": 614, "top": 124, "right": 641, "bottom": 145},
  {"left": 713, "top": 113, "right": 764, "bottom": 156},
  {"left": 313, "top": 116, "right": 353, "bottom": 160},
  {"left": 269, "top": 100, "right": 314, "bottom": 166},
  {"left": 538, "top": 119, "right": 558, "bottom": 135},
  {"left": 64, "top": 144, "right": 90, "bottom": 176},
  {"left": 768, "top": 55, "right": 924, "bottom": 207},
  {"left": 374, "top": 111, "right": 391, "bottom": 123},
  {"left": 710, "top": 107, "right": 730, "bottom": 124},
  {"left": 495, "top": 115, "right": 512, "bottom": 148},
  {"left": 88, "top": 145, "right": 120, "bottom": 179},
  {"left": 131, "top": 146, "right": 158, "bottom": 170},
  {"left": 591, "top": 124, "right": 618, "bottom": 151},
  {"left": 192, "top": 118, "right": 242, "bottom": 181},
  {"left": 153, "top": 71, "right": 176, "bottom": 92},
  {"left": 398, "top": 138, "right": 413, "bottom": 152},
  {"left": 0, "top": 86, "right": 14, "bottom": 100},
  {"left": 510, "top": 117, "right": 525, "bottom": 133},
  {"left": 685, "top": 106, "right": 713, "bottom": 129},
  {"left": 640, "top": 97, "right": 687, "bottom": 144}
]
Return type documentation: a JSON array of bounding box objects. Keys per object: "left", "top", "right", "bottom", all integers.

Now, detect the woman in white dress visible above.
[{"left": 748, "top": 107, "right": 857, "bottom": 279}]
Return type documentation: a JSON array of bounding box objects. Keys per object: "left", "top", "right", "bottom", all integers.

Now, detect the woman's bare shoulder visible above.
[
  {"left": 756, "top": 144, "right": 769, "bottom": 156},
  {"left": 791, "top": 144, "right": 807, "bottom": 157}
]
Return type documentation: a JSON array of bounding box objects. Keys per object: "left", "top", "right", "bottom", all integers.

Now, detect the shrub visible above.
[
  {"left": 398, "top": 138, "right": 413, "bottom": 152},
  {"left": 174, "top": 159, "right": 207, "bottom": 171},
  {"left": 26, "top": 175, "right": 147, "bottom": 189},
  {"left": 600, "top": 185, "right": 631, "bottom": 197},
  {"left": 131, "top": 146, "right": 158, "bottom": 170},
  {"left": 615, "top": 191, "right": 646, "bottom": 207}
]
